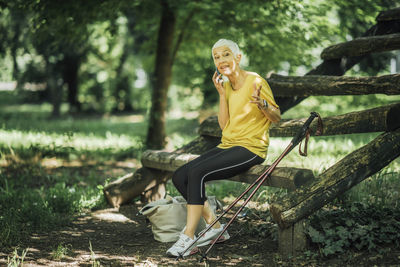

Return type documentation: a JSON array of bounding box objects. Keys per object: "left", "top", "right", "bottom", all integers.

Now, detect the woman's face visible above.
[{"left": 213, "top": 46, "right": 241, "bottom": 76}]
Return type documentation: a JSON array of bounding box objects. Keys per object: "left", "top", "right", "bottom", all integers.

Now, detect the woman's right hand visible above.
[{"left": 212, "top": 71, "right": 225, "bottom": 96}]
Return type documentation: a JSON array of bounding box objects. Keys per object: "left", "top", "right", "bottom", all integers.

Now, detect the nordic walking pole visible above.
[
  {"left": 176, "top": 164, "right": 276, "bottom": 260},
  {"left": 199, "top": 111, "right": 323, "bottom": 262}
]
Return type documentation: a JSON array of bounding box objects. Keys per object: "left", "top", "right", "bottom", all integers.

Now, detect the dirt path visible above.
[
  {"left": 1, "top": 204, "right": 281, "bottom": 267},
  {"left": 2, "top": 203, "right": 400, "bottom": 266}
]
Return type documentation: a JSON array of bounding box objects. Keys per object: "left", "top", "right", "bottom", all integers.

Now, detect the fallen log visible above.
[
  {"left": 103, "top": 135, "right": 220, "bottom": 207},
  {"left": 141, "top": 150, "right": 315, "bottom": 191},
  {"left": 321, "top": 33, "right": 400, "bottom": 60},
  {"left": 174, "top": 135, "right": 220, "bottom": 154},
  {"left": 268, "top": 73, "right": 400, "bottom": 97},
  {"left": 199, "top": 103, "right": 400, "bottom": 138},
  {"left": 270, "top": 128, "right": 400, "bottom": 229},
  {"left": 103, "top": 168, "right": 170, "bottom": 208}
]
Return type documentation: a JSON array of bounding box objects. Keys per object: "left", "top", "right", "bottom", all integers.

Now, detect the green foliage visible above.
[
  {"left": 2, "top": 0, "right": 398, "bottom": 116},
  {"left": 0, "top": 161, "right": 107, "bottom": 248},
  {"left": 341, "top": 171, "right": 400, "bottom": 209},
  {"left": 306, "top": 202, "right": 400, "bottom": 256}
]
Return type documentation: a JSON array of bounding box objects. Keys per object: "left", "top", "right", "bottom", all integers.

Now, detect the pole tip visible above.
[
  {"left": 199, "top": 253, "right": 208, "bottom": 263},
  {"left": 175, "top": 253, "right": 184, "bottom": 261}
]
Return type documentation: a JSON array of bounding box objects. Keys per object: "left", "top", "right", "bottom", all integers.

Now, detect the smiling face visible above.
[{"left": 213, "top": 45, "right": 241, "bottom": 76}]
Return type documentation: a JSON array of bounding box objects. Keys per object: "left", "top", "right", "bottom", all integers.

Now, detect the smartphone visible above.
[{"left": 215, "top": 67, "right": 224, "bottom": 83}]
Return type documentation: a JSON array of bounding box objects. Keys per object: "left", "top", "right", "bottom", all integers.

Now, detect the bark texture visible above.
[
  {"left": 103, "top": 168, "right": 170, "bottom": 208},
  {"left": 321, "top": 33, "right": 400, "bottom": 60},
  {"left": 146, "top": 0, "right": 176, "bottom": 149},
  {"left": 268, "top": 73, "right": 400, "bottom": 97}
]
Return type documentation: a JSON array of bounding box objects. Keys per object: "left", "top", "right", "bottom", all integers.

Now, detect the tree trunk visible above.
[
  {"left": 270, "top": 128, "right": 400, "bottom": 229},
  {"left": 45, "top": 57, "right": 62, "bottom": 118},
  {"left": 268, "top": 73, "right": 400, "bottom": 97},
  {"left": 146, "top": 0, "right": 176, "bottom": 149},
  {"left": 199, "top": 103, "right": 400, "bottom": 138},
  {"left": 11, "top": 33, "right": 20, "bottom": 86},
  {"left": 63, "top": 53, "right": 81, "bottom": 113}
]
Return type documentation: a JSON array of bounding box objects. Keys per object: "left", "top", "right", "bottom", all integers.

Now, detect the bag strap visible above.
[{"left": 139, "top": 197, "right": 172, "bottom": 215}]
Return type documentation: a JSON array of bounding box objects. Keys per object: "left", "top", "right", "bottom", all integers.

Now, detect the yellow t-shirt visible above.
[{"left": 217, "top": 73, "right": 279, "bottom": 159}]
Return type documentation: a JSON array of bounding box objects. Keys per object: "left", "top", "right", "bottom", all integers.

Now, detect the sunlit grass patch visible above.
[{"left": 0, "top": 128, "right": 144, "bottom": 161}]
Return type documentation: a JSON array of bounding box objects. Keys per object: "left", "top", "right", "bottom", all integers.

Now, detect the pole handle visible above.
[{"left": 291, "top": 112, "right": 323, "bottom": 148}]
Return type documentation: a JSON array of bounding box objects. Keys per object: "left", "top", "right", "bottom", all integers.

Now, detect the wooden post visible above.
[{"left": 278, "top": 219, "right": 308, "bottom": 258}]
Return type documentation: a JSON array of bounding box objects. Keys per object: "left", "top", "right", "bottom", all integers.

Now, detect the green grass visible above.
[
  {"left": 0, "top": 92, "right": 200, "bottom": 249},
  {"left": 50, "top": 243, "right": 72, "bottom": 260}
]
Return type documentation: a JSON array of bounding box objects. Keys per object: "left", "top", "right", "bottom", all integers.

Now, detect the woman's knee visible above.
[
  {"left": 172, "top": 167, "right": 187, "bottom": 188},
  {"left": 187, "top": 167, "right": 204, "bottom": 185}
]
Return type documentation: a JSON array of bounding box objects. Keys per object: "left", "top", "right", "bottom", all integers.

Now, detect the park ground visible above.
[
  {"left": 1, "top": 155, "right": 400, "bottom": 267},
  {"left": 1, "top": 95, "right": 400, "bottom": 266}
]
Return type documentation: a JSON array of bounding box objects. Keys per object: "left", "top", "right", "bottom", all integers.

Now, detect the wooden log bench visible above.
[{"left": 103, "top": 131, "right": 316, "bottom": 208}]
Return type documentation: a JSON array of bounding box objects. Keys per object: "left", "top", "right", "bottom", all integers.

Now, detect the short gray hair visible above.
[{"left": 212, "top": 39, "right": 241, "bottom": 59}]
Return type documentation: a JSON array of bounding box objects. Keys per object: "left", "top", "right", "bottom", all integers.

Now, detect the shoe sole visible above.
[
  {"left": 166, "top": 247, "right": 199, "bottom": 258},
  {"left": 196, "top": 235, "right": 230, "bottom": 247}
]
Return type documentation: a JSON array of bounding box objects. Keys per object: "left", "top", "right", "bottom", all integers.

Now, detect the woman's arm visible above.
[
  {"left": 259, "top": 102, "right": 281, "bottom": 123},
  {"left": 251, "top": 82, "right": 281, "bottom": 123},
  {"left": 218, "top": 94, "right": 229, "bottom": 129},
  {"left": 212, "top": 72, "right": 229, "bottom": 129}
]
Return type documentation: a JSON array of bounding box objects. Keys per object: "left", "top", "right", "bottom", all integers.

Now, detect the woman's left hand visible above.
[{"left": 250, "top": 82, "right": 264, "bottom": 109}]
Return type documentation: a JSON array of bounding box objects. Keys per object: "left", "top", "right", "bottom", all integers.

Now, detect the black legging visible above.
[{"left": 172, "top": 146, "right": 264, "bottom": 205}]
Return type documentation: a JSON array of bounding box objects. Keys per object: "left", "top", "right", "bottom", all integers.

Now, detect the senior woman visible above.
[{"left": 167, "top": 39, "right": 281, "bottom": 257}]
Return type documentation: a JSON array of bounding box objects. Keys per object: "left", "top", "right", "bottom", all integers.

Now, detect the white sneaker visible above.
[
  {"left": 166, "top": 232, "right": 199, "bottom": 257},
  {"left": 196, "top": 224, "right": 230, "bottom": 247}
]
